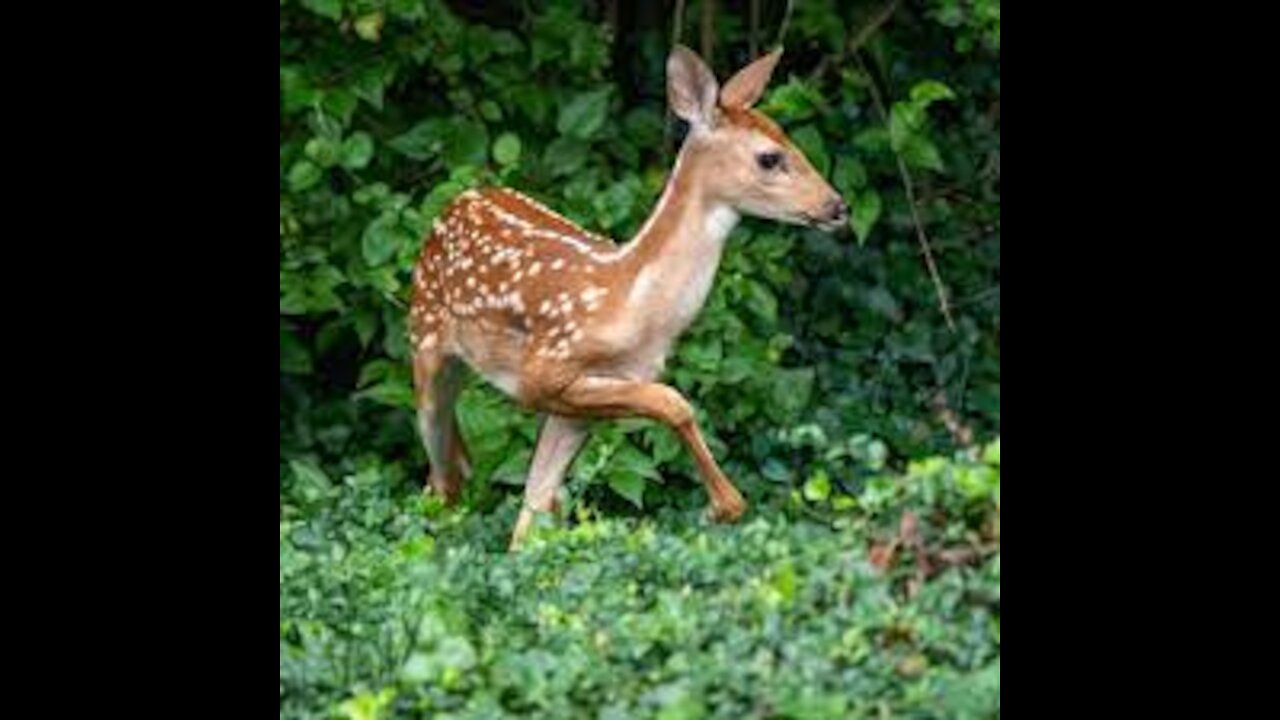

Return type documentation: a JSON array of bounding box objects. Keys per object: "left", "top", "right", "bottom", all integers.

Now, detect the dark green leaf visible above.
[
  {"left": 790, "top": 125, "right": 830, "bottom": 177},
  {"left": 607, "top": 472, "right": 646, "bottom": 508},
  {"left": 289, "top": 458, "right": 332, "bottom": 491},
  {"left": 390, "top": 119, "right": 447, "bottom": 161},
  {"left": 557, "top": 89, "right": 611, "bottom": 140},
  {"left": 850, "top": 190, "right": 882, "bottom": 244},
  {"left": 362, "top": 214, "right": 409, "bottom": 266},
  {"left": 910, "top": 80, "right": 956, "bottom": 107},
  {"left": 300, "top": 0, "right": 341, "bottom": 21},
  {"left": 280, "top": 325, "right": 311, "bottom": 374},
  {"left": 444, "top": 120, "right": 489, "bottom": 170},
  {"left": 900, "top": 134, "right": 945, "bottom": 172},
  {"left": 479, "top": 100, "right": 503, "bottom": 123},
  {"left": 743, "top": 280, "right": 778, "bottom": 326},
  {"left": 833, "top": 156, "right": 867, "bottom": 196},
  {"left": 544, "top": 137, "right": 589, "bottom": 177},
  {"left": 341, "top": 132, "right": 375, "bottom": 169},
  {"left": 288, "top": 160, "right": 323, "bottom": 191},
  {"left": 771, "top": 367, "right": 815, "bottom": 422},
  {"left": 354, "top": 380, "right": 414, "bottom": 408},
  {"left": 304, "top": 137, "right": 341, "bottom": 167}
]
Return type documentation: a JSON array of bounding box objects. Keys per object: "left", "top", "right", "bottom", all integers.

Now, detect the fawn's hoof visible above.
[
  {"left": 706, "top": 496, "right": 748, "bottom": 524},
  {"left": 424, "top": 472, "right": 461, "bottom": 506}
]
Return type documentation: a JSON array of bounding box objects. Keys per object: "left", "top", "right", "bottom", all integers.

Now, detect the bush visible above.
[{"left": 280, "top": 440, "right": 1000, "bottom": 719}]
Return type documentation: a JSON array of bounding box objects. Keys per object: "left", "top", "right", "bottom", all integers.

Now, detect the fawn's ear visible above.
[
  {"left": 667, "top": 45, "right": 719, "bottom": 130},
  {"left": 719, "top": 46, "right": 782, "bottom": 109}
]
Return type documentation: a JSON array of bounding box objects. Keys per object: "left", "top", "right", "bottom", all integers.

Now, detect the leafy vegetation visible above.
[
  {"left": 281, "top": 439, "right": 1000, "bottom": 719},
  {"left": 281, "top": 0, "right": 999, "bottom": 716}
]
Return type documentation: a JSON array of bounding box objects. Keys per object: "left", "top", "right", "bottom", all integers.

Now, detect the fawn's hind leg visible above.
[
  {"left": 509, "top": 415, "right": 589, "bottom": 550},
  {"left": 413, "top": 352, "right": 470, "bottom": 504}
]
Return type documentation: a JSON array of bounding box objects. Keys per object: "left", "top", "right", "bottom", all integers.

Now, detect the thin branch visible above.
[
  {"left": 856, "top": 52, "right": 956, "bottom": 333},
  {"left": 671, "top": 0, "right": 686, "bottom": 47},
  {"left": 809, "top": 0, "right": 900, "bottom": 82},
  {"left": 664, "top": 0, "right": 688, "bottom": 157},
  {"left": 776, "top": 0, "right": 795, "bottom": 47},
  {"left": 749, "top": 0, "right": 760, "bottom": 57},
  {"left": 849, "top": 0, "right": 901, "bottom": 55},
  {"left": 700, "top": 0, "right": 716, "bottom": 62}
]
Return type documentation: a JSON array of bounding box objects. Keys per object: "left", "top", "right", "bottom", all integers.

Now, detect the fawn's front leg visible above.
[
  {"left": 509, "top": 414, "right": 589, "bottom": 551},
  {"left": 550, "top": 376, "right": 747, "bottom": 523}
]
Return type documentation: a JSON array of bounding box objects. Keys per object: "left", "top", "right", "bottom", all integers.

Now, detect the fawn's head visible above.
[{"left": 667, "top": 45, "right": 847, "bottom": 233}]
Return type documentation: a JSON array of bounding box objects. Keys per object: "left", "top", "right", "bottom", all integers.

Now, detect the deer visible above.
[{"left": 407, "top": 45, "right": 848, "bottom": 550}]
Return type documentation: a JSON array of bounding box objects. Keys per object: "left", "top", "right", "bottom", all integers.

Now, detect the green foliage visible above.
[
  {"left": 282, "top": 1, "right": 999, "bottom": 713},
  {"left": 281, "top": 443, "right": 1001, "bottom": 719}
]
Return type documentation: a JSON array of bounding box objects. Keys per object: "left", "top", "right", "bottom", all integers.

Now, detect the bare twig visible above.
[
  {"left": 749, "top": 0, "right": 760, "bottom": 57},
  {"left": 856, "top": 52, "right": 957, "bottom": 332},
  {"left": 931, "top": 390, "right": 975, "bottom": 448},
  {"left": 776, "top": 0, "right": 795, "bottom": 47},
  {"left": 700, "top": 0, "right": 716, "bottom": 62},
  {"left": 849, "top": 0, "right": 901, "bottom": 55},
  {"left": 809, "top": 0, "right": 900, "bottom": 82},
  {"left": 664, "top": 0, "right": 688, "bottom": 157}
]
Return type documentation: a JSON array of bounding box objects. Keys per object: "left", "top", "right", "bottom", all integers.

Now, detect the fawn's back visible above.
[{"left": 408, "top": 188, "right": 637, "bottom": 400}]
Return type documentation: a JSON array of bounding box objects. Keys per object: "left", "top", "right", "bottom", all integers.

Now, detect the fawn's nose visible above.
[{"left": 824, "top": 196, "right": 848, "bottom": 224}]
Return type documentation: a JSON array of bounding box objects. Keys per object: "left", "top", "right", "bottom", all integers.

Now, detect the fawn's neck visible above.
[{"left": 615, "top": 141, "right": 739, "bottom": 339}]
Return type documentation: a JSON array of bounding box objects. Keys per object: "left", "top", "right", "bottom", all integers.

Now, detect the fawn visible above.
[{"left": 408, "top": 45, "right": 847, "bottom": 549}]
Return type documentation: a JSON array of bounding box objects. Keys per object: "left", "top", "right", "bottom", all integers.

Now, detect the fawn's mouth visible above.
[{"left": 800, "top": 212, "right": 845, "bottom": 234}]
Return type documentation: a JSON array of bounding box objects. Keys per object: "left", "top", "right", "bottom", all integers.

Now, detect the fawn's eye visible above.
[{"left": 756, "top": 151, "right": 784, "bottom": 172}]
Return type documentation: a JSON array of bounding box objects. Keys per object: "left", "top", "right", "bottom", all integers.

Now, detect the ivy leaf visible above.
[
  {"left": 900, "top": 134, "right": 944, "bottom": 172},
  {"left": 479, "top": 100, "right": 503, "bottom": 122},
  {"left": 362, "top": 214, "right": 410, "bottom": 266},
  {"left": 833, "top": 156, "right": 867, "bottom": 196},
  {"left": 491, "top": 448, "right": 533, "bottom": 486},
  {"left": 557, "top": 89, "right": 611, "bottom": 140},
  {"left": 300, "top": 0, "right": 341, "bottom": 21},
  {"left": 341, "top": 132, "right": 375, "bottom": 170},
  {"left": 888, "top": 103, "right": 923, "bottom": 150},
  {"left": 389, "top": 0, "right": 425, "bottom": 21},
  {"left": 290, "top": 459, "right": 332, "bottom": 492},
  {"left": 743, "top": 280, "right": 778, "bottom": 326},
  {"left": 280, "top": 324, "right": 311, "bottom": 375},
  {"left": 354, "top": 380, "right": 414, "bottom": 408},
  {"left": 761, "top": 78, "right": 822, "bottom": 122},
  {"left": 544, "top": 137, "right": 589, "bottom": 177},
  {"left": 304, "top": 137, "right": 341, "bottom": 167},
  {"left": 354, "top": 12, "right": 383, "bottom": 42},
  {"left": 611, "top": 441, "right": 662, "bottom": 482},
  {"left": 910, "top": 80, "right": 956, "bottom": 107},
  {"left": 607, "top": 472, "right": 646, "bottom": 508},
  {"left": 288, "top": 160, "right": 322, "bottom": 191},
  {"left": 850, "top": 190, "right": 882, "bottom": 245},
  {"left": 771, "top": 367, "right": 815, "bottom": 422},
  {"left": 353, "top": 309, "right": 378, "bottom": 348},
  {"left": 353, "top": 67, "right": 389, "bottom": 110},
  {"left": 390, "top": 119, "right": 447, "bottom": 161},
  {"left": 803, "top": 469, "right": 832, "bottom": 502},
  {"left": 493, "top": 132, "right": 522, "bottom": 167},
  {"left": 444, "top": 120, "right": 489, "bottom": 170},
  {"left": 983, "top": 438, "right": 1001, "bottom": 466},
  {"left": 790, "top": 125, "right": 830, "bottom": 177}
]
